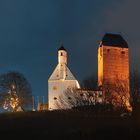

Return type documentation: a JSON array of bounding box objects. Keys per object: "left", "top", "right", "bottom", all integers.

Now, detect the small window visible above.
[
  {"left": 54, "top": 97, "right": 57, "bottom": 100},
  {"left": 68, "top": 97, "right": 71, "bottom": 100},
  {"left": 56, "top": 75, "right": 59, "bottom": 77},
  {"left": 107, "top": 49, "right": 110, "bottom": 52},
  {"left": 121, "top": 51, "right": 125, "bottom": 54},
  {"left": 61, "top": 52, "right": 63, "bottom": 56}
]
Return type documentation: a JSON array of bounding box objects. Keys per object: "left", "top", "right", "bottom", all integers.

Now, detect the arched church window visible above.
[{"left": 61, "top": 52, "right": 63, "bottom": 56}]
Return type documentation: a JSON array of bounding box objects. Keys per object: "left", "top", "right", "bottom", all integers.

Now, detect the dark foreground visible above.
[{"left": 0, "top": 110, "right": 139, "bottom": 140}]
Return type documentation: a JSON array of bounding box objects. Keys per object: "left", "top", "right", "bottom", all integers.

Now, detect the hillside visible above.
[{"left": 0, "top": 110, "right": 139, "bottom": 140}]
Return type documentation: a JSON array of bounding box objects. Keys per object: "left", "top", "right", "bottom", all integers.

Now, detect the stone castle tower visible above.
[
  {"left": 98, "top": 33, "right": 131, "bottom": 110},
  {"left": 48, "top": 45, "right": 80, "bottom": 110}
]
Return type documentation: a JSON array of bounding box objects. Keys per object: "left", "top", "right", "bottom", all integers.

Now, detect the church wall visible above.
[{"left": 48, "top": 80, "right": 80, "bottom": 110}]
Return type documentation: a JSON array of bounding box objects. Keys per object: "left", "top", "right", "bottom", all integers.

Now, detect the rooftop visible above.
[
  {"left": 58, "top": 45, "right": 67, "bottom": 51},
  {"left": 101, "top": 33, "right": 128, "bottom": 48}
]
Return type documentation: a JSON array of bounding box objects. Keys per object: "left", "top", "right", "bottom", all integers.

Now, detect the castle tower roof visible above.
[{"left": 101, "top": 33, "right": 128, "bottom": 48}]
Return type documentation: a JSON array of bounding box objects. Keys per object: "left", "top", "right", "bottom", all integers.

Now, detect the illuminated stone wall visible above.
[
  {"left": 98, "top": 45, "right": 129, "bottom": 85},
  {"left": 98, "top": 41, "right": 131, "bottom": 110},
  {"left": 48, "top": 80, "right": 80, "bottom": 110}
]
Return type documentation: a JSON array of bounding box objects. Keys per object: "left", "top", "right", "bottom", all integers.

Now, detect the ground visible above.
[{"left": 0, "top": 110, "right": 139, "bottom": 140}]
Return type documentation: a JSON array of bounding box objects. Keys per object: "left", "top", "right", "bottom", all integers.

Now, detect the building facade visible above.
[
  {"left": 48, "top": 45, "right": 80, "bottom": 110},
  {"left": 48, "top": 33, "right": 132, "bottom": 111},
  {"left": 98, "top": 33, "right": 131, "bottom": 110}
]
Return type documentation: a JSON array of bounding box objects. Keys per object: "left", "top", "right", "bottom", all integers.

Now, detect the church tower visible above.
[
  {"left": 98, "top": 33, "right": 131, "bottom": 110},
  {"left": 48, "top": 45, "right": 80, "bottom": 110}
]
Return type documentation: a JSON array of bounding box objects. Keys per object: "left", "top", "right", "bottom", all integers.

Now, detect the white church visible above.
[{"left": 48, "top": 45, "right": 80, "bottom": 110}]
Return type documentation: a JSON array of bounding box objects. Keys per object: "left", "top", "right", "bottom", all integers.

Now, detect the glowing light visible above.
[
  {"left": 126, "top": 100, "right": 132, "bottom": 112},
  {"left": 3, "top": 84, "right": 20, "bottom": 112}
]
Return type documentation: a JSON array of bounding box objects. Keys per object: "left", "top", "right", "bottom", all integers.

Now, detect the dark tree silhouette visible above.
[
  {"left": 81, "top": 74, "right": 97, "bottom": 90},
  {"left": 130, "top": 70, "right": 140, "bottom": 116},
  {"left": 0, "top": 71, "right": 32, "bottom": 112},
  {"left": 103, "top": 80, "right": 132, "bottom": 112}
]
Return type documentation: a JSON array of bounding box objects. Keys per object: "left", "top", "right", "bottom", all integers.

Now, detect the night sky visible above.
[{"left": 0, "top": 0, "right": 139, "bottom": 102}]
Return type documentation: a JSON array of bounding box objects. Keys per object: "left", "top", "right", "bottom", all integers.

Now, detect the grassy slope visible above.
[{"left": 0, "top": 110, "right": 139, "bottom": 140}]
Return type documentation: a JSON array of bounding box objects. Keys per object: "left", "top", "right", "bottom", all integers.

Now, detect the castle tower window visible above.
[
  {"left": 107, "top": 49, "right": 110, "bottom": 52},
  {"left": 61, "top": 52, "right": 63, "bottom": 56},
  {"left": 121, "top": 51, "right": 125, "bottom": 54}
]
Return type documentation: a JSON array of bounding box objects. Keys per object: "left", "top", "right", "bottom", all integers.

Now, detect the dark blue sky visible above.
[{"left": 0, "top": 0, "right": 139, "bottom": 102}]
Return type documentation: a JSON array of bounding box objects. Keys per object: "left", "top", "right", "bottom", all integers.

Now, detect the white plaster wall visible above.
[{"left": 48, "top": 80, "right": 80, "bottom": 110}]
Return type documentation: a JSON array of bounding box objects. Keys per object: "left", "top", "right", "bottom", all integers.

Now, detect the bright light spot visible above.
[{"left": 3, "top": 85, "right": 20, "bottom": 112}]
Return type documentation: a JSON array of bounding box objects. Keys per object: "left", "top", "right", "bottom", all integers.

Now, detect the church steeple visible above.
[{"left": 58, "top": 44, "right": 67, "bottom": 64}]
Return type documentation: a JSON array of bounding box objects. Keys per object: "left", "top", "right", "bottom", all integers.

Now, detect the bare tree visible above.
[
  {"left": 103, "top": 80, "right": 132, "bottom": 112},
  {"left": 55, "top": 88, "right": 102, "bottom": 110},
  {"left": 0, "top": 71, "right": 32, "bottom": 112},
  {"left": 130, "top": 70, "right": 140, "bottom": 116},
  {"left": 56, "top": 74, "right": 133, "bottom": 112},
  {"left": 130, "top": 70, "right": 140, "bottom": 105}
]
